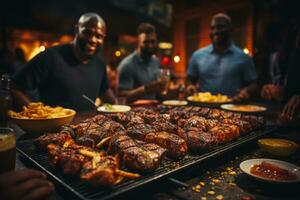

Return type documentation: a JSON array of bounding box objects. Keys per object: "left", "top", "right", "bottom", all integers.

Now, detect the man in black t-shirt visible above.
[{"left": 12, "top": 13, "right": 116, "bottom": 111}]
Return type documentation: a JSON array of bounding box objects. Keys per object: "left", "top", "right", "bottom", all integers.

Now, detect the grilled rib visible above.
[
  {"left": 47, "top": 143, "right": 92, "bottom": 175},
  {"left": 35, "top": 131, "right": 72, "bottom": 151},
  {"left": 108, "top": 133, "right": 166, "bottom": 172},
  {"left": 126, "top": 123, "right": 187, "bottom": 159},
  {"left": 80, "top": 155, "right": 119, "bottom": 187},
  {"left": 47, "top": 140, "right": 139, "bottom": 187},
  {"left": 68, "top": 115, "right": 125, "bottom": 148}
]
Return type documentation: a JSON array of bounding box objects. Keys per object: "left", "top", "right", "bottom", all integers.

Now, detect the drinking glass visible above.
[
  {"left": 159, "top": 69, "right": 170, "bottom": 95},
  {"left": 0, "top": 127, "right": 16, "bottom": 174}
]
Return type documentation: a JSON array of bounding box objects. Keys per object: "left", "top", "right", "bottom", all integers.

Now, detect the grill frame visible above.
[{"left": 17, "top": 127, "right": 276, "bottom": 200}]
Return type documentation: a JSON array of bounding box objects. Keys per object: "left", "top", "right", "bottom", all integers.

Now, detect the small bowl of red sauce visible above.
[{"left": 240, "top": 159, "right": 300, "bottom": 183}]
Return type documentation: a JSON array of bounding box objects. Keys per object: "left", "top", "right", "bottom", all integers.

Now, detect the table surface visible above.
[{"left": 12, "top": 102, "right": 300, "bottom": 200}]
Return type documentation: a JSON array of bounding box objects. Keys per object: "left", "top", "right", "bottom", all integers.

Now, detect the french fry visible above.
[
  {"left": 96, "top": 136, "right": 112, "bottom": 148},
  {"left": 116, "top": 169, "right": 141, "bottom": 179},
  {"left": 190, "top": 92, "right": 231, "bottom": 103},
  {"left": 8, "top": 102, "right": 72, "bottom": 119},
  {"left": 114, "top": 176, "right": 124, "bottom": 185},
  {"left": 78, "top": 149, "right": 99, "bottom": 158}
]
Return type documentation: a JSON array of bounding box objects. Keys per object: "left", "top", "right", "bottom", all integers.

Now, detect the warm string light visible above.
[
  {"left": 173, "top": 55, "right": 180, "bottom": 63},
  {"left": 115, "top": 50, "right": 121, "bottom": 57},
  {"left": 39, "top": 45, "right": 45, "bottom": 52},
  {"left": 243, "top": 48, "right": 249, "bottom": 54}
]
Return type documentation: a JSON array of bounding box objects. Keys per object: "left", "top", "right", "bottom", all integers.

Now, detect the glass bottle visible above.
[{"left": 0, "top": 74, "right": 12, "bottom": 127}]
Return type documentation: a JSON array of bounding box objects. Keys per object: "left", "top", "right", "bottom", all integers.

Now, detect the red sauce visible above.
[{"left": 250, "top": 161, "right": 297, "bottom": 181}]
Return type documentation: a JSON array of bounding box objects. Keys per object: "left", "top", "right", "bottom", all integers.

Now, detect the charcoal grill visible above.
[{"left": 17, "top": 127, "right": 276, "bottom": 200}]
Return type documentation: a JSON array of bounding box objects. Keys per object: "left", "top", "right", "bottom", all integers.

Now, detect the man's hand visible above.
[
  {"left": 185, "top": 84, "right": 198, "bottom": 96},
  {"left": 261, "top": 84, "right": 282, "bottom": 102},
  {"left": 278, "top": 95, "right": 300, "bottom": 124},
  {"left": 232, "top": 88, "right": 250, "bottom": 102},
  {"left": 0, "top": 169, "right": 54, "bottom": 200},
  {"left": 145, "top": 79, "right": 167, "bottom": 94}
]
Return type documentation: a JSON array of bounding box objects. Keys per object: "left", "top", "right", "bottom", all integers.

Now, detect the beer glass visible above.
[
  {"left": 0, "top": 127, "right": 16, "bottom": 174},
  {"left": 159, "top": 69, "right": 170, "bottom": 95}
]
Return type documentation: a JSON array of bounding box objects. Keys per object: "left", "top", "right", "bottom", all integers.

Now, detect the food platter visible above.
[
  {"left": 97, "top": 105, "right": 131, "bottom": 113},
  {"left": 162, "top": 100, "right": 188, "bottom": 106},
  {"left": 220, "top": 104, "right": 267, "bottom": 113},
  {"left": 131, "top": 99, "right": 159, "bottom": 107},
  {"left": 187, "top": 96, "right": 232, "bottom": 108},
  {"left": 187, "top": 92, "right": 232, "bottom": 108},
  {"left": 240, "top": 158, "right": 300, "bottom": 183},
  {"left": 16, "top": 104, "right": 273, "bottom": 200}
]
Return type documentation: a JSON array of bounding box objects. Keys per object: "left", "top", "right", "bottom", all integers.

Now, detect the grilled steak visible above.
[{"left": 108, "top": 133, "right": 166, "bottom": 172}]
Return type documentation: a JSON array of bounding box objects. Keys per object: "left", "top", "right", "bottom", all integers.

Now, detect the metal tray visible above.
[{"left": 17, "top": 127, "right": 276, "bottom": 200}]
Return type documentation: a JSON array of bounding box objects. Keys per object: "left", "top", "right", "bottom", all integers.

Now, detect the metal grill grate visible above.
[{"left": 17, "top": 128, "right": 275, "bottom": 200}]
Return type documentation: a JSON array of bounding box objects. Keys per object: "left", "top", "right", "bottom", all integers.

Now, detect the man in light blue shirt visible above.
[
  {"left": 186, "top": 13, "right": 257, "bottom": 99},
  {"left": 118, "top": 23, "right": 167, "bottom": 102}
]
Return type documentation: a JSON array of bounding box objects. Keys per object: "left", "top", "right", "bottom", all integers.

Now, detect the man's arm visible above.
[
  {"left": 185, "top": 75, "right": 198, "bottom": 95},
  {"left": 232, "top": 80, "right": 258, "bottom": 101},
  {"left": 234, "top": 55, "right": 258, "bottom": 101},
  {"left": 119, "top": 78, "right": 166, "bottom": 103},
  {"left": 118, "top": 60, "right": 165, "bottom": 102},
  {"left": 119, "top": 86, "right": 146, "bottom": 103},
  {"left": 11, "top": 88, "right": 31, "bottom": 111},
  {"left": 11, "top": 50, "right": 51, "bottom": 110}
]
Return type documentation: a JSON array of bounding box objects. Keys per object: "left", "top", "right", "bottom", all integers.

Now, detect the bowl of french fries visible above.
[
  {"left": 187, "top": 92, "right": 232, "bottom": 107},
  {"left": 9, "top": 102, "right": 76, "bottom": 134}
]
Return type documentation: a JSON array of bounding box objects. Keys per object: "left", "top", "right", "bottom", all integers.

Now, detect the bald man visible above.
[
  {"left": 186, "top": 13, "right": 257, "bottom": 100},
  {"left": 13, "top": 13, "right": 116, "bottom": 111}
]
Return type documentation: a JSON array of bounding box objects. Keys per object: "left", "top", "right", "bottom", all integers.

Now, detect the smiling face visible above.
[
  {"left": 210, "top": 17, "right": 231, "bottom": 47},
  {"left": 75, "top": 17, "right": 106, "bottom": 58},
  {"left": 137, "top": 32, "right": 157, "bottom": 59}
]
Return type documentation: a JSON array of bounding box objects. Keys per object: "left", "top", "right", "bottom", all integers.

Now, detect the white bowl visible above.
[{"left": 240, "top": 158, "right": 300, "bottom": 183}]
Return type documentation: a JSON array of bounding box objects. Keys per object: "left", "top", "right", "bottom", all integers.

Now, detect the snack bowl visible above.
[{"left": 10, "top": 109, "right": 76, "bottom": 135}]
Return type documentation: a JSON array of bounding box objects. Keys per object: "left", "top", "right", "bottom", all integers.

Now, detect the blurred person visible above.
[
  {"left": 12, "top": 13, "right": 116, "bottom": 111},
  {"left": 13, "top": 47, "right": 26, "bottom": 74},
  {"left": 0, "top": 169, "right": 54, "bottom": 200},
  {"left": 278, "top": 20, "right": 300, "bottom": 125},
  {"left": 118, "top": 23, "right": 173, "bottom": 102},
  {"left": 261, "top": 21, "right": 299, "bottom": 102},
  {"left": 0, "top": 49, "right": 15, "bottom": 76},
  {"left": 260, "top": 51, "right": 283, "bottom": 102},
  {"left": 186, "top": 13, "right": 257, "bottom": 101}
]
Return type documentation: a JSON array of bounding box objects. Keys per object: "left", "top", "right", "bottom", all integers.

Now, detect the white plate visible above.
[
  {"left": 240, "top": 158, "right": 300, "bottom": 183},
  {"left": 162, "top": 100, "right": 188, "bottom": 106},
  {"left": 220, "top": 104, "right": 267, "bottom": 113},
  {"left": 97, "top": 105, "right": 131, "bottom": 113}
]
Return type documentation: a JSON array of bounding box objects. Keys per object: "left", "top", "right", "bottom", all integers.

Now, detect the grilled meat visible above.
[
  {"left": 108, "top": 112, "right": 144, "bottom": 127},
  {"left": 221, "top": 118, "right": 253, "bottom": 133},
  {"left": 68, "top": 115, "right": 125, "bottom": 148},
  {"left": 80, "top": 155, "right": 118, "bottom": 187},
  {"left": 35, "top": 132, "right": 72, "bottom": 150},
  {"left": 36, "top": 105, "right": 265, "bottom": 183},
  {"left": 178, "top": 116, "right": 218, "bottom": 131},
  {"left": 47, "top": 141, "right": 139, "bottom": 187},
  {"left": 126, "top": 124, "right": 187, "bottom": 159},
  {"left": 108, "top": 133, "right": 166, "bottom": 172},
  {"left": 210, "top": 124, "right": 240, "bottom": 144},
  {"left": 47, "top": 143, "right": 91, "bottom": 175},
  {"left": 184, "top": 127, "right": 217, "bottom": 151}
]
